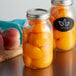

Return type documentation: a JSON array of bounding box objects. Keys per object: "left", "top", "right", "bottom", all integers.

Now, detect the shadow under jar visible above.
[
  {"left": 23, "top": 9, "right": 53, "bottom": 69},
  {"left": 53, "top": 48, "right": 75, "bottom": 76}
]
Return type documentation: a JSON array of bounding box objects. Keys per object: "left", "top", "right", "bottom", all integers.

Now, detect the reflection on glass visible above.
[
  {"left": 53, "top": 48, "right": 75, "bottom": 76},
  {"left": 23, "top": 65, "right": 53, "bottom": 76},
  {"left": 0, "top": 56, "right": 21, "bottom": 76}
]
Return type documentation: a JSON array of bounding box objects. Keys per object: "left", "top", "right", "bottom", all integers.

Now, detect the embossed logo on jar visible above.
[{"left": 53, "top": 17, "right": 74, "bottom": 31}]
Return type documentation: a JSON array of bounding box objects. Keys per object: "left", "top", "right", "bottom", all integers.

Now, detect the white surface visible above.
[{"left": 0, "top": 0, "right": 76, "bottom": 20}]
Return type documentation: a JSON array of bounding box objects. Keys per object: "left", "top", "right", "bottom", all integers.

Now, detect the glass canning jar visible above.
[
  {"left": 49, "top": 0, "right": 76, "bottom": 51},
  {"left": 23, "top": 8, "right": 53, "bottom": 69}
]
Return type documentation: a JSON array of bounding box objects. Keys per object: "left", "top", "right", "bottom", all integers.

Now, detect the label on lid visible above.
[{"left": 53, "top": 17, "right": 74, "bottom": 32}]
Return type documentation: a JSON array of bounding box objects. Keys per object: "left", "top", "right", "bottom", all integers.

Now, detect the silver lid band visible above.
[
  {"left": 51, "top": 0, "right": 73, "bottom": 5},
  {"left": 26, "top": 8, "right": 50, "bottom": 19}
]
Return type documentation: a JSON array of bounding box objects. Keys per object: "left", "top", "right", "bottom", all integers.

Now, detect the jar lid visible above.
[
  {"left": 51, "top": 0, "right": 73, "bottom": 5},
  {"left": 26, "top": 8, "right": 50, "bottom": 19}
]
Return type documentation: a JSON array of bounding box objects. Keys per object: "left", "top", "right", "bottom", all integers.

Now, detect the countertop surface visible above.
[{"left": 0, "top": 48, "right": 76, "bottom": 76}]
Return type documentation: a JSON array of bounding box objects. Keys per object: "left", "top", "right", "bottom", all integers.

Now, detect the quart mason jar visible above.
[
  {"left": 23, "top": 9, "right": 53, "bottom": 69},
  {"left": 49, "top": 0, "right": 76, "bottom": 51}
]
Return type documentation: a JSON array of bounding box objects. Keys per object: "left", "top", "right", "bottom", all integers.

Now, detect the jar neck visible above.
[
  {"left": 28, "top": 19, "right": 48, "bottom": 26},
  {"left": 51, "top": 4, "right": 73, "bottom": 10}
]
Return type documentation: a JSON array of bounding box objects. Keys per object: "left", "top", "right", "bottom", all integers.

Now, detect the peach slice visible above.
[
  {"left": 51, "top": 6, "right": 73, "bottom": 19},
  {"left": 31, "top": 45, "right": 53, "bottom": 68},
  {"left": 23, "top": 43, "right": 43, "bottom": 59},
  {"left": 29, "top": 33, "right": 52, "bottom": 47},
  {"left": 30, "top": 24, "right": 51, "bottom": 33},
  {"left": 23, "top": 27, "right": 28, "bottom": 44},
  {"left": 23, "top": 55, "right": 31, "bottom": 67},
  {"left": 54, "top": 27, "right": 75, "bottom": 50}
]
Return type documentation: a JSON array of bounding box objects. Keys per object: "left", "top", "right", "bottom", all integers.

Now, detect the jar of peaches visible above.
[
  {"left": 23, "top": 9, "right": 53, "bottom": 69},
  {"left": 49, "top": 0, "right": 76, "bottom": 51}
]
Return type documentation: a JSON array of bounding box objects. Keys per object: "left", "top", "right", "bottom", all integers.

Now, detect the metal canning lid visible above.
[
  {"left": 26, "top": 8, "right": 50, "bottom": 19},
  {"left": 51, "top": 0, "right": 73, "bottom": 5}
]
